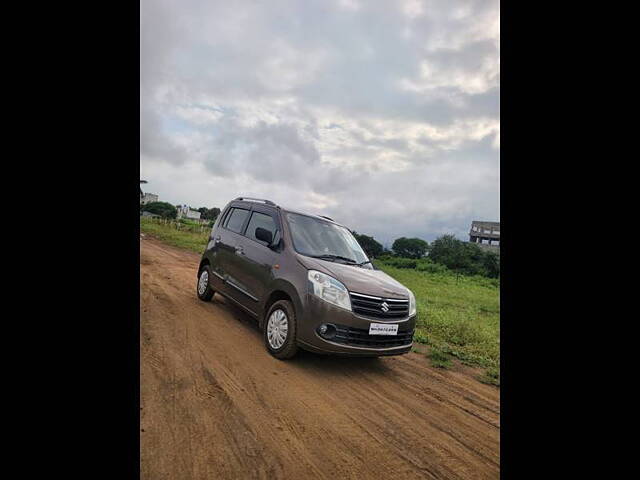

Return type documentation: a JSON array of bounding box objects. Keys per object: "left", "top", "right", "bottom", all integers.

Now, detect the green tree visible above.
[
  {"left": 206, "top": 207, "right": 221, "bottom": 221},
  {"left": 142, "top": 201, "right": 177, "bottom": 219},
  {"left": 428, "top": 234, "right": 499, "bottom": 277},
  {"left": 429, "top": 234, "right": 468, "bottom": 270},
  {"left": 482, "top": 251, "right": 500, "bottom": 278},
  {"left": 351, "top": 231, "right": 383, "bottom": 258},
  {"left": 391, "top": 237, "right": 429, "bottom": 258},
  {"left": 197, "top": 207, "right": 220, "bottom": 221}
]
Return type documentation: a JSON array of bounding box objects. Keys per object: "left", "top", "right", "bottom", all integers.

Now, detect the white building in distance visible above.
[{"left": 177, "top": 205, "right": 201, "bottom": 220}]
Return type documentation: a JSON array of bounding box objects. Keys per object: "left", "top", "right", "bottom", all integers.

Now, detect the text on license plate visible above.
[{"left": 369, "top": 323, "right": 398, "bottom": 335}]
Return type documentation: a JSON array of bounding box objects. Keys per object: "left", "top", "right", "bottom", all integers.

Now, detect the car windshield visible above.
[{"left": 285, "top": 213, "right": 369, "bottom": 265}]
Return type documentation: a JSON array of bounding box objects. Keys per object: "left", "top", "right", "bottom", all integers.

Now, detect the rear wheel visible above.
[
  {"left": 197, "top": 265, "right": 215, "bottom": 301},
  {"left": 264, "top": 300, "right": 298, "bottom": 359}
]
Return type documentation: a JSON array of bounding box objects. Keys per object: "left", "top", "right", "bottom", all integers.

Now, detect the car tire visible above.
[
  {"left": 264, "top": 300, "right": 298, "bottom": 359},
  {"left": 196, "top": 265, "right": 215, "bottom": 302}
]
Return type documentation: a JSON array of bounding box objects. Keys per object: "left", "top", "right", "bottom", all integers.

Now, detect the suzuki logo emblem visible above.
[{"left": 381, "top": 302, "right": 389, "bottom": 313}]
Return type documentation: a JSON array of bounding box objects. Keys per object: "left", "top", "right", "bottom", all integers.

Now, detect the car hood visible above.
[{"left": 297, "top": 255, "right": 409, "bottom": 299}]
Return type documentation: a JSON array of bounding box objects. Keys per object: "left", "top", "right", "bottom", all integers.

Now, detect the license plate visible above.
[{"left": 369, "top": 323, "right": 398, "bottom": 335}]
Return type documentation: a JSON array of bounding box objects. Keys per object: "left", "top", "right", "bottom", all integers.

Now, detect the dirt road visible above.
[{"left": 140, "top": 237, "right": 500, "bottom": 479}]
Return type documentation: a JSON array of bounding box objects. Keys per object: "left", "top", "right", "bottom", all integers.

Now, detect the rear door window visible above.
[
  {"left": 245, "top": 211, "right": 278, "bottom": 246},
  {"left": 224, "top": 208, "right": 250, "bottom": 234}
]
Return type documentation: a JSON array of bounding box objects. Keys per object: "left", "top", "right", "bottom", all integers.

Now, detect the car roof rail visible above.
[
  {"left": 235, "top": 197, "right": 276, "bottom": 206},
  {"left": 319, "top": 215, "right": 334, "bottom": 222}
]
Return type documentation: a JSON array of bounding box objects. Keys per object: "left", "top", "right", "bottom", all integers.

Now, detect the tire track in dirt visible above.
[{"left": 140, "top": 237, "right": 500, "bottom": 479}]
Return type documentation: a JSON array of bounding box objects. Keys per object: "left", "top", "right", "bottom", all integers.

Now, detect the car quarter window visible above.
[
  {"left": 221, "top": 208, "right": 233, "bottom": 228},
  {"left": 225, "top": 208, "right": 250, "bottom": 234},
  {"left": 219, "top": 208, "right": 232, "bottom": 228},
  {"left": 245, "top": 211, "right": 278, "bottom": 245}
]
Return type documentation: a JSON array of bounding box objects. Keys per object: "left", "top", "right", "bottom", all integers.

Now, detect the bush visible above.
[
  {"left": 141, "top": 201, "right": 177, "bottom": 219},
  {"left": 429, "top": 234, "right": 500, "bottom": 278},
  {"left": 482, "top": 251, "right": 500, "bottom": 278},
  {"left": 384, "top": 257, "right": 417, "bottom": 269}
]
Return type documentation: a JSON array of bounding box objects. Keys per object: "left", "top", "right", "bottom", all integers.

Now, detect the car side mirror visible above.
[{"left": 255, "top": 227, "right": 273, "bottom": 245}]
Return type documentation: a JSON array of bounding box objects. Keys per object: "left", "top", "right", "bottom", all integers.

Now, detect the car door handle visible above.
[{"left": 235, "top": 246, "right": 244, "bottom": 255}]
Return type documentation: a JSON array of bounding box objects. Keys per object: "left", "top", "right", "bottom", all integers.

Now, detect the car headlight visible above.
[
  {"left": 308, "top": 270, "right": 352, "bottom": 311},
  {"left": 408, "top": 289, "right": 417, "bottom": 316}
]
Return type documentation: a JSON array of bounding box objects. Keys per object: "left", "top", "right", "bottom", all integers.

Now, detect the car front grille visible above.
[
  {"left": 331, "top": 324, "right": 414, "bottom": 348},
  {"left": 349, "top": 292, "right": 410, "bottom": 319}
]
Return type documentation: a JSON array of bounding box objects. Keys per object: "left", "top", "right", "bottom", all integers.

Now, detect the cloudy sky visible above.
[{"left": 140, "top": 0, "right": 499, "bottom": 247}]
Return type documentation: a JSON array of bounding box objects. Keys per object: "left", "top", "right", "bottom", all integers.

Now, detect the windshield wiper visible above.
[
  {"left": 310, "top": 254, "right": 358, "bottom": 264},
  {"left": 356, "top": 259, "right": 372, "bottom": 267}
]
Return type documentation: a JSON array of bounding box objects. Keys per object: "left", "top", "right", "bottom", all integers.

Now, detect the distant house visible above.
[
  {"left": 469, "top": 221, "right": 500, "bottom": 251},
  {"left": 140, "top": 192, "right": 159, "bottom": 205},
  {"left": 176, "top": 205, "right": 202, "bottom": 221}
]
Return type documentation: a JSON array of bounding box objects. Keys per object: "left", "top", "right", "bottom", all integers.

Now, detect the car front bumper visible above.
[{"left": 297, "top": 294, "right": 416, "bottom": 356}]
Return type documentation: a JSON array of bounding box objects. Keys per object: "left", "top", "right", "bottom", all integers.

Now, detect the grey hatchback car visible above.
[{"left": 196, "top": 197, "right": 417, "bottom": 359}]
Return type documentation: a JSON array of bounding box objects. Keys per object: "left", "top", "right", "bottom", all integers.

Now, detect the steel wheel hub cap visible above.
[
  {"left": 198, "top": 270, "right": 209, "bottom": 295},
  {"left": 267, "top": 309, "right": 288, "bottom": 349}
]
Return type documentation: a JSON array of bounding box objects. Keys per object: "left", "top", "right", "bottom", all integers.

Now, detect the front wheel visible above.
[
  {"left": 196, "top": 265, "right": 215, "bottom": 301},
  {"left": 264, "top": 300, "right": 298, "bottom": 359}
]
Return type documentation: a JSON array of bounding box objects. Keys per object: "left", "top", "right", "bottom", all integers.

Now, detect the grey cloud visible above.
[
  {"left": 191, "top": 118, "right": 321, "bottom": 183},
  {"left": 140, "top": 0, "right": 499, "bottom": 242},
  {"left": 140, "top": 106, "right": 189, "bottom": 165}
]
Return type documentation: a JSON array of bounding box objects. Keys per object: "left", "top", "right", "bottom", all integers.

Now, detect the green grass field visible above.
[
  {"left": 141, "top": 217, "right": 209, "bottom": 253},
  {"left": 375, "top": 263, "right": 499, "bottom": 384},
  {"left": 140, "top": 217, "right": 500, "bottom": 385}
]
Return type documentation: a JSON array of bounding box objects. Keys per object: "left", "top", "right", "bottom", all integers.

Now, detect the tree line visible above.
[
  {"left": 352, "top": 231, "right": 499, "bottom": 279},
  {"left": 140, "top": 203, "right": 498, "bottom": 278},
  {"left": 141, "top": 202, "right": 221, "bottom": 223}
]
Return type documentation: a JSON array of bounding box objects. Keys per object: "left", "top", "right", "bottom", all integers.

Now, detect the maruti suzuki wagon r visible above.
[{"left": 196, "top": 197, "right": 417, "bottom": 359}]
